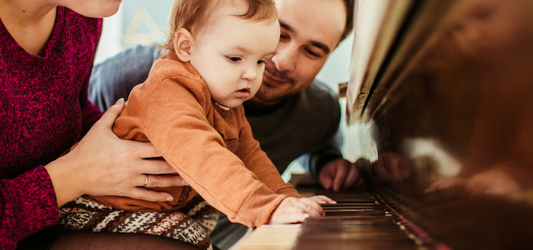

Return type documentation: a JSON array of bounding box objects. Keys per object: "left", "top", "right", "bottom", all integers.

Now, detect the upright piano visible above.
[{"left": 232, "top": 0, "right": 533, "bottom": 249}]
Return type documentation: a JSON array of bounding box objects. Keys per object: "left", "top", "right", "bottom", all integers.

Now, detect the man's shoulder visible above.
[
  {"left": 296, "top": 80, "right": 340, "bottom": 112},
  {"left": 306, "top": 80, "right": 338, "bottom": 98},
  {"left": 277, "top": 79, "right": 341, "bottom": 129}
]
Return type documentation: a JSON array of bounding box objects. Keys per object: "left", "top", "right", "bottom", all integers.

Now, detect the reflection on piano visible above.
[{"left": 233, "top": 0, "right": 533, "bottom": 249}]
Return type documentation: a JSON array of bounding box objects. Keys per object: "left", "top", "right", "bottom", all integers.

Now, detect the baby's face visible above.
[{"left": 189, "top": 7, "right": 280, "bottom": 109}]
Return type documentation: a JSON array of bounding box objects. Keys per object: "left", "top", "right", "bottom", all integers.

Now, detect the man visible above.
[{"left": 89, "top": 0, "right": 360, "bottom": 248}]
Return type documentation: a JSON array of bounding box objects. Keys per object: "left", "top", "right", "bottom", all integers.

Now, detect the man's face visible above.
[{"left": 249, "top": 0, "right": 347, "bottom": 107}]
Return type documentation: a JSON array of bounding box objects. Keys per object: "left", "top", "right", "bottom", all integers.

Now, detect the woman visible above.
[{"left": 0, "top": 0, "right": 194, "bottom": 249}]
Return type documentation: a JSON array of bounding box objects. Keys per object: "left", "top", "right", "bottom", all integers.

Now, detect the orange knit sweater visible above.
[{"left": 88, "top": 51, "right": 302, "bottom": 228}]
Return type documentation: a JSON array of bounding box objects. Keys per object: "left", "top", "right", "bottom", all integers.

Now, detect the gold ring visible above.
[{"left": 144, "top": 174, "right": 149, "bottom": 187}]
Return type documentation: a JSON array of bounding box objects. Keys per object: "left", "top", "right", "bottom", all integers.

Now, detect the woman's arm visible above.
[
  {"left": 1, "top": 74, "right": 187, "bottom": 250},
  {"left": 0, "top": 166, "right": 59, "bottom": 250},
  {"left": 0, "top": 106, "right": 187, "bottom": 248}
]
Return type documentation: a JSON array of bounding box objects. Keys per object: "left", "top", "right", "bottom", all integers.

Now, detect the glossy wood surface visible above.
[{"left": 348, "top": 0, "right": 533, "bottom": 249}]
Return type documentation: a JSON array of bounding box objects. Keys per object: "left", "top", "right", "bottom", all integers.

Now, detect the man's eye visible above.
[
  {"left": 305, "top": 48, "right": 320, "bottom": 57},
  {"left": 280, "top": 34, "right": 288, "bottom": 40},
  {"left": 227, "top": 56, "right": 241, "bottom": 62}
]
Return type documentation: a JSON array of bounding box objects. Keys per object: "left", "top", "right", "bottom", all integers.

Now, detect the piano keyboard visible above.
[
  {"left": 231, "top": 190, "right": 431, "bottom": 250},
  {"left": 293, "top": 190, "right": 424, "bottom": 250}
]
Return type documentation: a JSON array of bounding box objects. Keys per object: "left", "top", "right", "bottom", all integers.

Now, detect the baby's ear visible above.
[{"left": 174, "top": 28, "right": 195, "bottom": 62}]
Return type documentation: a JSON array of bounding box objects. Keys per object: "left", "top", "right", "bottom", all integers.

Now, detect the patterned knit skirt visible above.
[{"left": 59, "top": 195, "right": 219, "bottom": 250}]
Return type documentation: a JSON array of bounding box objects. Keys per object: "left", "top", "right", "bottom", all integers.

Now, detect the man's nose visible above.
[{"left": 271, "top": 43, "right": 297, "bottom": 72}]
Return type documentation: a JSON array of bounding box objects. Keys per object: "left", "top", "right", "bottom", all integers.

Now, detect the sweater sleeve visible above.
[
  {"left": 0, "top": 166, "right": 59, "bottom": 250},
  {"left": 235, "top": 110, "right": 303, "bottom": 198},
  {"left": 137, "top": 78, "right": 287, "bottom": 228}
]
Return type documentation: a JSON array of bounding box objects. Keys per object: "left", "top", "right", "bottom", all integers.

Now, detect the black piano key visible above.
[
  {"left": 325, "top": 210, "right": 385, "bottom": 216},
  {"left": 320, "top": 204, "right": 382, "bottom": 208}
]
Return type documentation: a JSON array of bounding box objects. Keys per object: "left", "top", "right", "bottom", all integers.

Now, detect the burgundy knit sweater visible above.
[{"left": 0, "top": 7, "right": 103, "bottom": 249}]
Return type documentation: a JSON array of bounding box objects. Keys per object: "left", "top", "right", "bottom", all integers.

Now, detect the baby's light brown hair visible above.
[{"left": 161, "top": 0, "right": 278, "bottom": 51}]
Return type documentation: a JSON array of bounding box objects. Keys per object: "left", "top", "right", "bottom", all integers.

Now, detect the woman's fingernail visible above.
[
  {"left": 166, "top": 196, "right": 174, "bottom": 201},
  {"left": 115, "top": 98, "right": 125, "bottom": 105}
]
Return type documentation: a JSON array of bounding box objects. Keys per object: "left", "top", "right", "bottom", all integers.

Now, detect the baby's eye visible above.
[
  {"left": 227, "top": 56, "right": 241, "bottom": 62},
  {"left": 257, "top": 60, "right": 266, "bottom": 65}
]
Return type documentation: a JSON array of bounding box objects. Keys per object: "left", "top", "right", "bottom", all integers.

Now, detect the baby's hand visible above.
[
  {"left": 268, "top": 197, "right": 325, "bottom": 224},
  {"left": 308, "top": 195, "right": 336, "bottom": 205}
]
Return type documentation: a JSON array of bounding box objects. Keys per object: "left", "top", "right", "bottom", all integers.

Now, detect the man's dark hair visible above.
[{"left": 340, "top": 0, "right": 355, "bottom": 42}]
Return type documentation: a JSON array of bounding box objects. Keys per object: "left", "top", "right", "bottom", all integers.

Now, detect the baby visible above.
[{"left": 60, "top": 0, "right": 329, "bottom": 249}]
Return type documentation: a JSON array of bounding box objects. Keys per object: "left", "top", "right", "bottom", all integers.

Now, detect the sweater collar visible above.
[{"left": 243, "top": 98, "right": 289, "bottom": 117}]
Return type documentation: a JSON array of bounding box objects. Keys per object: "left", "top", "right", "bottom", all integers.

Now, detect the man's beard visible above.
[
  {"left": 255, "top": 66, "right": 296, "bottom": 102},
  {"left": 265, "top": 66, "right": 294, "bottom": 85}
]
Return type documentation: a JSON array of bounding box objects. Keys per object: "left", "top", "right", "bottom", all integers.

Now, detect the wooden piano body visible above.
[{"left": 233, "top": 0, "right": 533, "bottom": 249}]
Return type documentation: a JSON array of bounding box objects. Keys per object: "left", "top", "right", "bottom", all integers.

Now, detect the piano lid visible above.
[
  {"left": 348, "top": 0, "right": 533, "bottom": 249},
  {"left": 347, "top": 0, "right": 457, "bottom": 123}
]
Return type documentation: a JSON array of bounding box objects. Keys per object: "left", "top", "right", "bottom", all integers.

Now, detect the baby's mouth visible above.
[{"left": 235, "top": 88, "right": 251, "bottom": 98}]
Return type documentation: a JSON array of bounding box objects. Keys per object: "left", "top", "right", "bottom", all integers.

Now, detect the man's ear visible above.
[{"left": 174, "top": 28, "right": 195, "bottom": 62}]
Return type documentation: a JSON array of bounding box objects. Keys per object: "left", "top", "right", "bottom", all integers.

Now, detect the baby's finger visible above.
[
  {"left": 309, "top": 195, "right": 336, "bottom": 204},
  {"left": 295, "top": 199, "right": 323, "bottom": 217},
  {"left": 270, "top": 212, "right": 309, "bottom": 224}
]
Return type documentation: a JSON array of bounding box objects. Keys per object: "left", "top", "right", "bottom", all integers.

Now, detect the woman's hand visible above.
[{"left": 46, "top": 99, "right": 187, "bottom": 207}]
